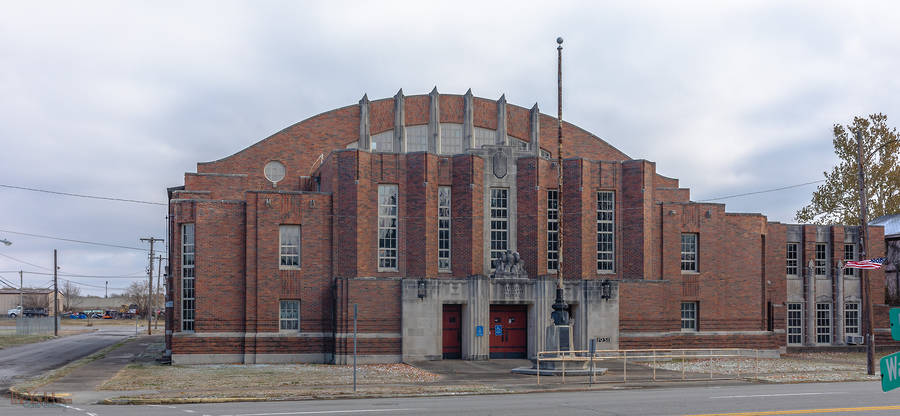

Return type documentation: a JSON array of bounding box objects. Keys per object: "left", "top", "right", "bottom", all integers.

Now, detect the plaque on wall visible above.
[{"left": 492, "top": 150, "right": 507, "bottom": 179}]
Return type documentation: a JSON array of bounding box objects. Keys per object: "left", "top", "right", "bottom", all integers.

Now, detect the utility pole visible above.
[
  {"left": 105, "top": 281, "right": 108, "bottom": 298},
  {"left": 140, "top": 237, "right": 164, "bottom": 335},
  {"left": 53, "top": 249, "right": 58, "bottom": 337},
  {"left": 855, "top": 130, "right": 875, "bottom": 375},
  {"left": 19, "top": 270, "right": 23, "bottom": 313},
  {"left": 155, "top": 255, "right": 163, "bottom": 330}
]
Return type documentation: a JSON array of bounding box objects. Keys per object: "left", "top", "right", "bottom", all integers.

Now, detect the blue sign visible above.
[
  {"left": 475, "top": 325, "right": 484, "bottom": 337},
  {"left": 494, "top": 324, "right": 503, "bottom": 336}
]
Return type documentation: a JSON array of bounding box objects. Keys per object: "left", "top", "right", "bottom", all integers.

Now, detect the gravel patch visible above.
[{"left": 646, "top": 354, "right": 882, "bottom": 383}]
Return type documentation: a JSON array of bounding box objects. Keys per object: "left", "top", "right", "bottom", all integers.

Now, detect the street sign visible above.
[
  {"left": 476, "top": 325, "right": 484, "bottom": 337},
  {"left": 494, "top": 324, "right": 503, "bottom": 336},
  {"left": 890, "top": 308, "right": 900, "bottom": 341},
  {"left": 881, "top": 351, "right": 900, "bottom": 392}
]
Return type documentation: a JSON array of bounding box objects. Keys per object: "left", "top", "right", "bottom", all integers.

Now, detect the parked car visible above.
[
  {"left": 69, "top": 313, "right": 87, "bottom": 319},
  {"left": 7, "top": 306, "right": 48, "bottom": 318},
  {"left": 90, "top": 313, "right": 103, "bottom": 319}
]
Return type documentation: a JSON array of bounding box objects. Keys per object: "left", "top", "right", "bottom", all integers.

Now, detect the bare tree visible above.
[
  {"left": 124, "top": 281, "right": 150, "bottom": 318},
  {"left": 61, "top": 280, "right": 82, "bottom": 312}
]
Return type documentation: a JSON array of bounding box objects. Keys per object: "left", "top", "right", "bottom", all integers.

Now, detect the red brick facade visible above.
[{"left": 165, "top": 90, "right": 888, "bottom": 364}]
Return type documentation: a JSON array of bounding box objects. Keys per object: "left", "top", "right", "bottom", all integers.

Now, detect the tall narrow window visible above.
[
  {"left": 816, "top": 302, "right": 831, "bottom": 343},
  {"left": 279, "top": 225, "right": 301, "bottom": 269},
  {"left": 815, "top": 243, "right": 827, "bottom": 276},
  {"left": 438, "top": 186, "right": 451, "bottom": 271},
  {"left": 279, "top": 300, "right": 299, "bottom": 331},
  {"left": 681, "top": 302, "right": 698, "bottom": 331},
  {"left": 490, "top": 188, "right": 508, "bottom": 268},
  {"left": 378, "top": 185, "right": 399, "bottom": 271},
  {"left": 845, "top": 302, "right": 860, "bottom": 336},
  {"left": 597, "top": 191, "right": 615, "bottom": 272},
  {"left": 844, "top": 243, "right": 857, "bottom": 277},
  {"left": 181, "top": 223, "right": 195, "bottom": 332},
  {"left": 787, "top": 303, "right": 803, "bottom": 345},
  {"left": 681, "top": 233, "right": 698, "bottom": 272},
  {"left": 547, "top": 189, "right": 559, "bottom": 272},
  {"left": 786, "top": 243, "right": 799, "bottom": 276}
]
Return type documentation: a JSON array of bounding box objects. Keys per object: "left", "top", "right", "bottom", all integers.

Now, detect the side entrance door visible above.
[
  {"left": 489, "top": 304, "right": 527, "bottom": 359},
  {"left": 442, "top": 304, "right": 462, "bottom": 359}
]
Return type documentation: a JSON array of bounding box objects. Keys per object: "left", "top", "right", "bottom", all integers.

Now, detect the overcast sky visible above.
[{"left": 2, "top": 1, "right": 899, "bottom": 297}]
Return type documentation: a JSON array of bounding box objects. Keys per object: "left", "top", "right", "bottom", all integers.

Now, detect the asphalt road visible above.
[
  {"left": 0, "top": 325, "right": 134, "bottom": 394},
  {"left": 3, "top": 381, "right": 900, "bottom": 416}
]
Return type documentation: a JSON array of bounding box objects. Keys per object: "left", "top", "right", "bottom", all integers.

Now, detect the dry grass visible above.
[
  {"left": 100, "top": 363, "right": 442, "bottom": 392},
  {"left": 0, "top": 334, "right": 54, "bottom": 349},
  {"left": 646, "top": 351, "right": 886, "bottom": 382}
]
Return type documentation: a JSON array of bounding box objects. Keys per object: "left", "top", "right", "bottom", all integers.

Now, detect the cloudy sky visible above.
[{"left": 1, "top": 1, "right": 899, "bottom": 296}]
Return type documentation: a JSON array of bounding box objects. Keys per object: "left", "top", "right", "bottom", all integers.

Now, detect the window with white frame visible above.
[
  {"left": 681, "top": 233, "right": 698, "bottom": 272},
  {"left": 371, "top": 131, "right": 393, "bottom": 152},
  {"left": 378, "top": 185, "right": 399, "bottom": 271},
  {"left": 547, "top": 189, "right": 559, "bottom": 272},
  {"left": 438, "top": 186, "right": 451, "bottom": 271},
  {"left": 597, "top": 191, "right": 615, "bottom": 272},
  {"left": 816, "top": 302, "right": 831, "bottom": 343},
  {"left": 181, "top": 223, "right": 195, "bottom": 332},
  {"left": 279, "top": 300, "right": 299, "bottom": 331},
  {"left": 845, "top": 302, "right": 860, "bottom": 335},
  {"left": 490, "top": 188, "right": 509, "bottom": 268},
  {"left": 815, "top": 243, "right": 827, "bottom": 276},
  {"left": 786, "top": 243, "right": 799, "bottom": 276},
  {"left": 474, "top": 127, "right": 495, "bottom": 149},
  {"left": 844, "top": 243, "right": 857, "bottom": 277},
  {"left": 787, "top": 303, "right": 803, "bottom": 345},
  {"left": 440, "top": 123, "right": 464, "bottom": 155},
  {"left": 279, "top": 225, "right": 301, "bottom": 269},
  {"left": 406, "top": 125, "right": 428, "bottom": 152},
  {"left": 681, "top": 302, "right": 698, "bottom": 331}
]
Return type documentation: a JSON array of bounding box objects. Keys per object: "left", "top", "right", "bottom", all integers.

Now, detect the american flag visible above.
[{"left": 844, "top": 257, "right": 886, "bottom": 270}]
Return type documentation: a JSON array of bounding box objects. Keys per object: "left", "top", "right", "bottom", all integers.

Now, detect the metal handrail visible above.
[{"left": 536, "top": 347, "right": 762, "bottom": 385}]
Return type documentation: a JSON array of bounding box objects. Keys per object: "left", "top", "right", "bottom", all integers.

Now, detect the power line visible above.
[
  {"left": 0, "top": 270, "right": 149, "bottom": 279},
  {"left": 0, "top": 252, "right": 53, "bottom": 271},
  {"left": 0, "top": 184, "right": 166, "bottom": 206},
  {"left": 0, "top": 229, "right": 148, "bottom": 251},
  {"left": 697, "top": 180, "right": 826, "bottom": 202}
]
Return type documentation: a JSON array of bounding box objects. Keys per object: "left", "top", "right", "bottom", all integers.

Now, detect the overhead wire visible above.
[
  {"left": 0, "top": 229, "right": 149, "bottom": 251},
  {"left": 697, "top": 180, "right": 826, "bottom": 202},
  {"left": 0, "top": 183, "right": 166, "bottom": 206},
  {"left": 0, "top": 252, "right": 54, "bottom": 271}
]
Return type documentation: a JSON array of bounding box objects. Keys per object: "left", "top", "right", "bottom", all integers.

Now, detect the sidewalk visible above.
[{"left": 14, "top": 335, "right": 163, "bottom": 405}]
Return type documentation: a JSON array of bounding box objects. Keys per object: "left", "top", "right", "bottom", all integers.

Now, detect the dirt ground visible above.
[{"left": 98, "top": 362, "right": 501, "bottom": 399}]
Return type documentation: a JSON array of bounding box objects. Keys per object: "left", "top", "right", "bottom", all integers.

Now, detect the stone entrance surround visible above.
[{"left": 401, "top": 276, "right": 619, "bottom": 361}]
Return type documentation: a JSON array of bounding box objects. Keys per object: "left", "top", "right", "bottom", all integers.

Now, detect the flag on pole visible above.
[{"left": 845, "top": 257, "right": 886, "bottom": 270}]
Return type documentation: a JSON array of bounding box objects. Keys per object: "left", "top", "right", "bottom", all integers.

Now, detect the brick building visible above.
[{"left": 165, "top": 89, "right": 888, "bottom": 364}]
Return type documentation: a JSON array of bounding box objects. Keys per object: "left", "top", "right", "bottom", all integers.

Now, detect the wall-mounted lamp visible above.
[
  {"left": 668, "top": 210, "right": 676, "bottom": 216},
  {"left": 600, "top": 279, "right": 611, "bottom": 300},
  {"left": 417, "top": 279, "right": 427, "bottom": 299},
  {"left": 705, "top": 210, "right": 712, "bottom": 218}
]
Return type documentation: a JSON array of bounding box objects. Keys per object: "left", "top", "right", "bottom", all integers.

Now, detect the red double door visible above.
[{"left": 489, "top": 304, "right": 527, "bottom": 359}]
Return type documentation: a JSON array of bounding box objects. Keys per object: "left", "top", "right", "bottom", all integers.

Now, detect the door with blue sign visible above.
[{"left": 489, "top": 304, "right": 527, "bottom": 358}]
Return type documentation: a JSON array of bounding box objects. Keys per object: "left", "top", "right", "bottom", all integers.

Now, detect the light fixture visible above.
[
  {"left": 600, "top": 279, "right": 611, "bottom": 300},
  {"left": 417, "top": 279, "right": 427, "bottom": 299},
  {"left": 0, "top": 238, "right": 11, "bottom": 246}
]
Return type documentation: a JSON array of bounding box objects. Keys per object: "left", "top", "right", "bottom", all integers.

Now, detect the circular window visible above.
[{"left": 264, "top": 161, "right": 286, "bottom": 185}]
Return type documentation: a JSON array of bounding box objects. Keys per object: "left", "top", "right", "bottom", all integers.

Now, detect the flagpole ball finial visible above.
[{"left": 557, "top": 37, "right": 563, "bottom": 45}]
